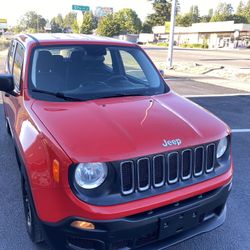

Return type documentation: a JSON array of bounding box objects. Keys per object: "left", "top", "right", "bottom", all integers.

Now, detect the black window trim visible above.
[
  {"left": 12, "top": 41, "right": 25, "bottom": 94},
  {"left": 7, "top": 40, "right": 16, "bottom": 74}
]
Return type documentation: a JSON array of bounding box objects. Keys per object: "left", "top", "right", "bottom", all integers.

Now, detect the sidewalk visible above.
[{"left": 164, "top": 70, "right": 250, "bottom": 93}]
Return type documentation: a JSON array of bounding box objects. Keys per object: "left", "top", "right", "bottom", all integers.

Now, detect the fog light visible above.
[{"left": 71, "top": 221, "right": 95, "bottom": 230}]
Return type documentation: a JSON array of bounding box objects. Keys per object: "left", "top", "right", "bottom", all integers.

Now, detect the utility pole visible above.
[{"left": 167, "top": 0, "right": 177, "bottom": 69}]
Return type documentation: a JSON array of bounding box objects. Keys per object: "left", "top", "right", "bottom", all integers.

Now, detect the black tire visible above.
[{"left": 21, "top": 175, "right": 44, "bottom": 243}]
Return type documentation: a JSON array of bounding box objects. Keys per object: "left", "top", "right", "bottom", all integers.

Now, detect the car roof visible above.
[{"left": 15, "top": 33, "right": 135, "bottom": 48}]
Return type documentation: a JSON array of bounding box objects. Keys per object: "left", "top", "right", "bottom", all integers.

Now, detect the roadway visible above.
[{"left": 143, "top": 46, "right": 250, "bottom": 70}]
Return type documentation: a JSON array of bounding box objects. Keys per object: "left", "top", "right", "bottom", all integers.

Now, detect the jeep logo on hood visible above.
[{"left": 162, "top": 139, "right": 182, "bottom": 147}]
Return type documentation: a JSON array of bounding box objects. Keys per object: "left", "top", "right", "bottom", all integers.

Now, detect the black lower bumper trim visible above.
[{"left": 42, "top": 182, "right": 232, "bottom": 250}]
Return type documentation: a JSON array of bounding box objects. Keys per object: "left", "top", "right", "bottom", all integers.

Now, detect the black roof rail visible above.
[{"left": 25, "top": 34, "right": 40, "bottom": 45}]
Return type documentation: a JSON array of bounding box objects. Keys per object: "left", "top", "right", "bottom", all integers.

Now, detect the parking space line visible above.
[
  {"left": 184, "top": 93, "right": 250, "bottom": 98},
  {"left": 232, "top": 129, "right": 250, "bottom": 133}
]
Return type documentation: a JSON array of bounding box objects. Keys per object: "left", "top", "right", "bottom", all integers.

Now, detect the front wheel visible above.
[{"left": 21, "top": 176, "right": 44, "bottom": 243}]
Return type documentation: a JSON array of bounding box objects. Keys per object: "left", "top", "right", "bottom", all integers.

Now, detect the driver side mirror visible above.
[{"left": 0, "top": 74, "right": 14, "bottom": 93}]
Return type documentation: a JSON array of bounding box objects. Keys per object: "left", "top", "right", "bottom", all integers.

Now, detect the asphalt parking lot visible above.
[{"left": 0, "top": 93, "right": 250, "bottom": 250}]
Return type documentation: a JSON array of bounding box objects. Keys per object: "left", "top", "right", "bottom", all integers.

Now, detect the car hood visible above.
[{"left": 31, "top": 92, "right": 229, "bottom": 163}]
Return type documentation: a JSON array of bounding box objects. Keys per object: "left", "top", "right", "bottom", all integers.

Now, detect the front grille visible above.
[
  {"left": 120, "top": 143, "right": 216, "bottom": 195},
  {"left": 153, "top": 155, "right": 165, "bottom": 187},
  {"left": 182, "top": 149, "right": 192, "bottom": 180},
  {"left": 120, "top": 161, "right": 135, "bottom": 195}
]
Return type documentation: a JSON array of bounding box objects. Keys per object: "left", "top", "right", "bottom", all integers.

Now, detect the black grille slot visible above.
[
  {"left": 137, "top": 158, "right": 150, "bottom": 191},
  {"left": 206, "top": 144, "right": 215, "bottom": 173},
  {"left": 120, "top": 161, "right": 134, "bottom": 195},
  {"left": 153, "top": 155, "right": 165, "bottom": 187},
  {"left": 182, "top": 149, "right": 192, "bottom": 180},
  {"left": 194, "top": 147, "right": 204, "bottom": 176},
  {"left": 168, "top": 152, "right": 179, "bottom": 184}
]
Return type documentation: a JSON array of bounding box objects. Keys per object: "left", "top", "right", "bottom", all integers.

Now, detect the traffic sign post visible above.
[
  {"left": 72, "top": 5, "right": 90, "bottom": 12},
  {"left": 167, "top": 0, "right": 177, "bottom": 69}
]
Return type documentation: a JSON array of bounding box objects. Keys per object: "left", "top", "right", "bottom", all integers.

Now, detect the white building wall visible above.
[{"left": 152, "top": 21, "right": 250, "bottom": 48}]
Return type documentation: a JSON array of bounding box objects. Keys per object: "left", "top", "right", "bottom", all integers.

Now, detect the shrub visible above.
[
  {"left": 179, "top": 43, "right": 208, "bottom": 49},
  {"left": 157, "top": 42, "right": 169, "bottom": 47},
  {"left": 0, "top": 39, "right": 10, "bottom": 51}
]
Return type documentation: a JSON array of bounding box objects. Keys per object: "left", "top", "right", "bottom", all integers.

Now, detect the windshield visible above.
[{"left": 29, "top": 45, "right": 168, "bottom": 101}]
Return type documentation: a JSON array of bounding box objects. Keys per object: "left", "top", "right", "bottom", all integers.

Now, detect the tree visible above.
[
  {"left": 175, "top": 5, "right": 200, "bottom": 26},
  {"left": 97, "top": 14, "right": 121, "bottom": 37},
  {"left": 214, "top": 2, "right": 233, "bottom": 16},
  {"left": 71, "top": 20, "right": 79, "bottom": 33},
  {"left": 19, "top": 11, "right": 46, "bottom": 32},
  {"left": 175, "top": 13, "right": 193, "bottom": 27},
  {"left": 141, "top": 22, "right": 153, "bottom": 33},
  {"left": 146, "top": 0, "right": 172, "bottom": 26},
  {"left": 237, "top": 0, "right": 246, "bottom": 15},
  {"left": 50, "top": 14, "right": 64, "bottom": 33},
  {"left": 208, "top": 9, "right": 214, "bottom": 18},
  {"left": 236, "top": 0, "right": 250, "bottom": 23},
  {"left": 246, "top": 0, "right": 250, "bottom": 23},
  {"left": 190, "top": 5, "right": 199, "bottom": 17},
  {"left": 114, "top": 9, "right": 142, "bottom": 34},
  {"left": 80, "top": 12, "right": 95, "bottom": 34},
  {"left": 199, "top": 9, "right": 213, "bottom": 23},
  {"left": 200, "top": 15, "right": 211, "bottom": 23},
  {"left": 210, "top": 3, "right": 234, "bottom": 22},
  {"left": 175, "top": 0, "right": 181, "bottom": 15},
  {"left": 189, "top": 5, "right": 200, "bottom": 23},
  {"left": 13, "top": 25, "right": 23, "bottom": 34},
  {"left": 230, "top": 14, "right": 248, "bottom": 23},
  {"left": 64, "top": 12, "right": 77, "bottom": 30}
]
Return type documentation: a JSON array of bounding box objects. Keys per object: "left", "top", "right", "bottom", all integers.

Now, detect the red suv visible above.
[{"left": 0, "top": 34, "right": 233, "bottom": 250}]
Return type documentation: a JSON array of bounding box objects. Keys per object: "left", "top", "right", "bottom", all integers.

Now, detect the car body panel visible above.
[{"left": 31, "top": 91, "right": 229, "bottom": 163}]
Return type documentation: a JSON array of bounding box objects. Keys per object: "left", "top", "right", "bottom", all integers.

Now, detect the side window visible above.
[
  {"left": 119, "top": 50, "right": 147, "bottom": 81},
  {"left": 13, "top": 44, "right": 24, "bottom": 89},
  {"left": 8, "top": 41, "right": 15, "bottom": 73}
]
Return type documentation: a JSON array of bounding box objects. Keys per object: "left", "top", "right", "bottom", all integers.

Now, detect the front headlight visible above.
[
  {"left": 216, "top": 137, "right": 228, "bottom": 159},
  {"left": 74, "top": 163, "right": 108, "bottom": 189}
]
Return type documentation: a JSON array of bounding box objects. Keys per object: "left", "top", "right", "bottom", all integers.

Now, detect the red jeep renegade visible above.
[{"left": 0, "top": 34, "right": 233, "bottom": 250}]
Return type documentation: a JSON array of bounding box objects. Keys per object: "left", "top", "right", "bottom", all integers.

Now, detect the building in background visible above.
[
  {"left": 152, "top": 21, "right": 250, "bottom": 49},
  {"left": 95, "top": 7, "right": 113, "bottom": 19},
  {"left": 0, "top": 18, "right": 8, "bottom": 34}
]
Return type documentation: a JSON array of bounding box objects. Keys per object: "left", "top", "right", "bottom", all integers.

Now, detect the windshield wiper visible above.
[
  {"left": 95, "top": 93, "right": 146, "bottom": 99},
  {"left": 32, "top": 89, "right": 85, "bottom": 101}
]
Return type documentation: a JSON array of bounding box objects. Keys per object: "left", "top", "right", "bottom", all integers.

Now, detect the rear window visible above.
[{"left": 29, "top": 45, "right": 167, "bottom": 101}]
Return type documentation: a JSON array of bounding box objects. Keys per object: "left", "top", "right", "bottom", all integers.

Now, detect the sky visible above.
[{"left": 0, "top": 0, "right": 245, "bottom": 26}]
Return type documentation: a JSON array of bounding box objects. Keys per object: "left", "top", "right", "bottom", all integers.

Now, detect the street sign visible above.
[
  {"left": 0, "top": 18, "right": 7, "bottom": 23},
  {"left": 95, "top": 7, "right": 113, "bottom": 18},
  {"left": 0, "top": 18, "right": 7, "bottom": 30},
  {"left": 72, "top": 5, "right": 90, "bottom": 11}
]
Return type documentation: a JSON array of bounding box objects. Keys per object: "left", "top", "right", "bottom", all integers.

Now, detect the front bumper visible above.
[{"left": 42, "top": 181, "right": 232, "bottom": 250}]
